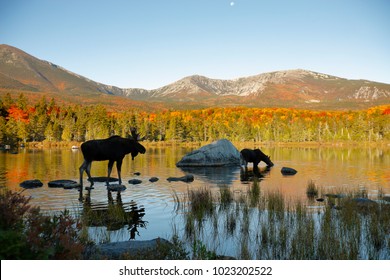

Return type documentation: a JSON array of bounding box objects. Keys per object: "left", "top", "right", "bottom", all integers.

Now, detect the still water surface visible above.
[{"left": 1, "top": 145, "right": 389, "bottom": 244}]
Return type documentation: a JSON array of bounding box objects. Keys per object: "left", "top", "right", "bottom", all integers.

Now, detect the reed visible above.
[
  {"left": 306, "top": 179, "right": 318, "bottom": 198},
  {"left": 174, "top": 181, "right": 390, "bottom": 260}
]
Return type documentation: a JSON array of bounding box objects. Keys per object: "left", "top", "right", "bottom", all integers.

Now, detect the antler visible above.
[{"left": 130, "top": 127, "right": 142, "bottom": 141}]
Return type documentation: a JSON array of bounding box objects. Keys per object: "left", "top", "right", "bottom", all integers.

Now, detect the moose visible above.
[
  {"left": 79, "top": 128, "right": 146, "bottom": 197},
  {"left": 240, "top": 148, "right": 274, "bottom": 169}
]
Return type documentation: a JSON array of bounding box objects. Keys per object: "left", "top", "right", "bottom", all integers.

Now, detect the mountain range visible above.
[{"left": 1, "top": 44, "right": 389, "bottom": 110}]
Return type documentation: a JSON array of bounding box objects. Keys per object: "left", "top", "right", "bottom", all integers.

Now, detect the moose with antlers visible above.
[{"left": 79, "top": 128, "right": 146, "bottom": 196}]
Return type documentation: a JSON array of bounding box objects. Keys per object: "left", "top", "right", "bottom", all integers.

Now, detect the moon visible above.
[{"left": 230, "top": 2, "right": 235, "bottom": 6}]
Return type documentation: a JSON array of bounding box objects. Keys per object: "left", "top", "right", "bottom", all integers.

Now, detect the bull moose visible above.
[
  {"left": 240, "top": 148, "right": 274, "bottom": 168},
  {"left": 79, "top": 128, "right": 146, "bottom": 197}
]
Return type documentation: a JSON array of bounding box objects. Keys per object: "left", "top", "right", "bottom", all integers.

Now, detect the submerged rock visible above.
[
  {"left": 167, "top": 175, "right": 194, "bottom": 183},
  {"left": 88, "top": 177, "right": 119, "bottom": 183},
  {"left": 351, "top": 197, "right": 378, "bottom": 208},
  {"left": 325, "top": 193, "right": 347, "bottom": 199},
  {"left": 107, "top": 184, "right": 126, "bottom": 192},
  {"left": 382, "top": 196, "right": 390, "bottom": 202},
  {"left": 176, "top": 139, "right": 241, "bottom": 167},
  {"left": 149, "top": 177, "right": 159, "bottom": 182},
  {"left": 128, "top": 179, "right": 142, "bottom": 185},
  {"left": 48, "top": 179, "right": 79, "bottom": 189},
  {"left": 281, "top": 167, "right": 298, "bottom": 175},
  {"left": 87, "top": 238, "right": 171, "bottom": 259},
  {"left": 20, "top": 179, "right": 43, "bottom": 189}
]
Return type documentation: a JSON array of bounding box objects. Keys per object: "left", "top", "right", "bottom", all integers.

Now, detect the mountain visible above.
[
  {"left": 0, "top": 44, "right": 164, "bottom": 110},
  {"left": 0, "top": 44, "right": 125, "bottom": 95},
  {"left": 121, "top": 71, "right": 390, "bottom": 108},
  {"left": 1, "top": 44, "right": 389, "bottom": 110}
]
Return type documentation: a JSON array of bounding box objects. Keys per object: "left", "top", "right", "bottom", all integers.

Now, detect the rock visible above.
[
  {"left": 88, "top": 177, "right": 119, "bottom": 183},
  {"left": 281, "top": 167, "right": 297, "bottom": 175},
  {"left": 351, "top": 197, "right": 377, "bottom": 208},
  {"left": 176, "top": 139, "right": 241, "bottom": 167},
  {"left": 48, "top": 179, "right": 79, "bottom": 189},
  {"left": 107, "top": 184, "right": 126, "bottom": 192},
  {"left": 167, "top": 175, "right": 194, "bottom": 183},
  {"left": 133, "top": 172, "right": 141, "bottom": 176},
  {"left": 149, "top": 177, "right": 159, "bottom": 182},
  {"left": 20, "top": 179, "right": 43, "bottom": 189},
  {"left": 87, "top": 238, "right": 172, "bottom": 259},
  {"left": 128, "top": 179, "right": 142, "bottom": 185},
  {"left": 325, "top": 193, "right": 347, "bottom": 199}
]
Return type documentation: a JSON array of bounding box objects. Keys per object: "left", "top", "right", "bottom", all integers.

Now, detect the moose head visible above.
[{"left": 129, "top": 127, "right": 146, "bottom": 160}]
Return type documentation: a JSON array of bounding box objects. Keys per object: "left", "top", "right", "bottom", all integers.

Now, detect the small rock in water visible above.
[
  {"left": 167, "top": 175, "right": 194, "bottom": 183},
  {"left": 88, "top": 177, "right": 119, "bottom": 183},
  {"left": 128, "top": 179, "right": 142, "bottom": 185},
  {"left": 325, "top": 193, "right": 346, "bottom": 199},
  {"left": 48, "top": 179, "right": 78, "bottom": 189},
  {"left": 20, "top": 179, "right": 43, "bottom": 189},
  {"left": 352, "top": 197, "right": 377, "bottom": 208},
  {"left": 281, "top": 167, "right": 297, "bottom": 175},
  {"left": 149, "top": 177, "right": 159, "bottom": 182},
  {"left": 107, "top": 184, "right": 126, "bottom": 192},
  {"left": 134, "top": 172, "right": 141, "bottom": 176}
]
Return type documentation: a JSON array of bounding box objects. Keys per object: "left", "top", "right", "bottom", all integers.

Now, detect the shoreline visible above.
[{"left": 16, "top": 140, "right": 390, "bottom": 150}]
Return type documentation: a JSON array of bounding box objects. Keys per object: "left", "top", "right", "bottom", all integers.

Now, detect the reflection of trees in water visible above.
[{"left": 82, "top": 190, "right": 147, "bottom": 240}]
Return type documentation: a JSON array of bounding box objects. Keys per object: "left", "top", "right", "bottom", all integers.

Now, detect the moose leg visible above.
[
  {"left": 80, "top": 160, "right": 93, "bottom": 187},
  {"left": 85, "top": 161, "right": 93, "bottom": 187},
  {"left": 116, "top": 159, "right": 123, "bottom": 185},
  {"left": 79, "top": 160, "right": 88, "bottom": 188},
  {"left": 107, "top": 160, "right": 115, "bottom": 186},
  {"left": 240, "top": 154, "right": 248, "bottom": 169},
  {"left": 79, "top": 160, "right": 91, "bottom": 201}
]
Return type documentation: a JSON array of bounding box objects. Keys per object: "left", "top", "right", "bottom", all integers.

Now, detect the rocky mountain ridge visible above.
[{"left": 1, "top": 44, "right": 389, "bottom": 109}]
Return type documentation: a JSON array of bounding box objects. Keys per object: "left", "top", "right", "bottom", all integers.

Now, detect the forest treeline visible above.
[{"left": 0, "top": 93, "right": 389, "bottom": 145}]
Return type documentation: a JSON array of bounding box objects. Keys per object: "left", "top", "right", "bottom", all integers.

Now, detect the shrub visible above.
[{"left": 0, "top": 190, "right": 85, "bottom": 259}]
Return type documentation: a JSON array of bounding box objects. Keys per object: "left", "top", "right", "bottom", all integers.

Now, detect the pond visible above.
[{"left": 1, "top": 144, "right": 389, "bottom": 256}]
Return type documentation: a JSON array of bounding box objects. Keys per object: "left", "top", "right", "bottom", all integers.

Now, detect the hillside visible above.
[
  {"left": 121, "top": 70, "right": 390, "bottom": 109},
  {"left": 1, "top": 44, "right": 389, "bottom": 110}
]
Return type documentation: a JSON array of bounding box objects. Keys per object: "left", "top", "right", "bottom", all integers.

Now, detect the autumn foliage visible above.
[{"left": 0, "top": 93, "right": 389, "bottom": 145}]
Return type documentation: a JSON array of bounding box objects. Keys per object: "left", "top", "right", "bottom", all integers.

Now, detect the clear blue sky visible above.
[{"left": 1, "top": 0, "right": 389, "bottom": 89}]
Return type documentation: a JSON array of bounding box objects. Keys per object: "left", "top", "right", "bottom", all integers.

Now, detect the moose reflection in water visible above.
[
  {"left": 79, "top": 128, "right": 146, "bottom": 200},
  {"left": 240, "top": 166, "right": 272, "bottom": 182},
  {"left": 82, "top": 189, "right": 146, "bottom": 240}
]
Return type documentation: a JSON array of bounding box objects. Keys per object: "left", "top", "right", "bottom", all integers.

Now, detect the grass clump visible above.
[
  {"left": 188, "top": 187, "right": 213, "bottom": 221},
  {"left": 174, "top": 181, "right": 390, "bottom": 260},
  {"left": 306, "top": 180, "right": 319, "bottom": 198}
]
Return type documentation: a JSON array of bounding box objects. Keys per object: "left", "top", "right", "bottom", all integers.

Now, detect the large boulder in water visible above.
[{"left": 176, "top": 139, "right": 241, "bottom": 167}]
